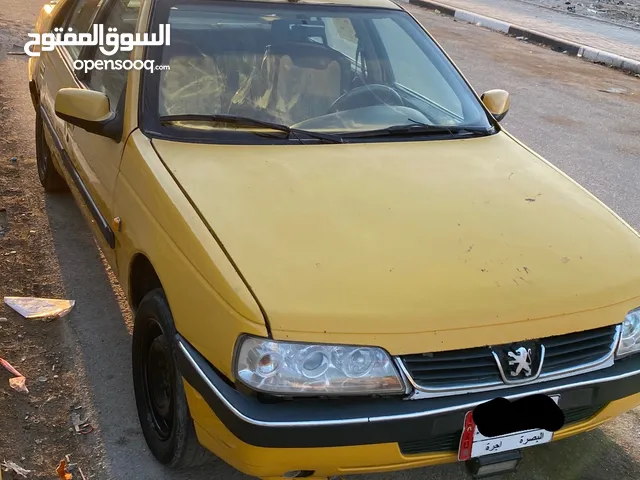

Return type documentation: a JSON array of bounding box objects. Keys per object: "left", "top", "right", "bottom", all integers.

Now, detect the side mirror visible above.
[
  {"left": 55, "top": 88, "right": 120, "bottom": 141},
  {"left": 481, "top": 89, "right": 510, "bottom": 122}
]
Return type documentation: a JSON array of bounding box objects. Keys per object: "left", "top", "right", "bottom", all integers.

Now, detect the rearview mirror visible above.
[
  {"left": 55, "top": 88, "right": 120, "bottom": 141},
  {"left": 481, "top": 89, "right": 510, "bottom": 122}
]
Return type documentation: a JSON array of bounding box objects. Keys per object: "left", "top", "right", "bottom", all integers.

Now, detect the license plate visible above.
[{"left": 458, "top": 395, "right": 560, "bottom": 461}]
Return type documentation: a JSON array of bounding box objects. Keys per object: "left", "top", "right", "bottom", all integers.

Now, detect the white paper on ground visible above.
[{"left": 3, "top": 296, "right": 75, "bottom": 320}]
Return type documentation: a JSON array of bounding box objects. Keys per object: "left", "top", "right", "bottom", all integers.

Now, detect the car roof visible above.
[{"left": 226, "top": 0, "right": 404, "bottom": 10}]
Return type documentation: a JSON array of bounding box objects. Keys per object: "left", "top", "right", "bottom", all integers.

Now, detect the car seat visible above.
[
  {"left": 229, "top": 41, "right": 351, "bottom": 125},
  {"left": 158, "top": 37, "right": 227, "bottom": 116}
]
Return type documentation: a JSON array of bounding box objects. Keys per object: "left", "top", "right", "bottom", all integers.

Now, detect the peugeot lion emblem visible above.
[
  {"left": 491, "top": 341, "right": 544, "bottom": 384},
  {"left": 508, "top": 347, "right": 533, "bottom": 377}
]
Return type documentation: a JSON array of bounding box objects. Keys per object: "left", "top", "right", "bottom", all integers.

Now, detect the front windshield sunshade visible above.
[{"left": 140, "top": 0, "right": 496, "bottom": 143}]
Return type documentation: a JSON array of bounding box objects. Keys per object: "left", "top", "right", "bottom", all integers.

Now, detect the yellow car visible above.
[{"left": 28, "top": 0, "right": 640, "bottom": 478}]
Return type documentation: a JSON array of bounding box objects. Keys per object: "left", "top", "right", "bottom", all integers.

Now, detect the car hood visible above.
[{"left": 152, "top": 132, "right": 640, "bottom": 354}]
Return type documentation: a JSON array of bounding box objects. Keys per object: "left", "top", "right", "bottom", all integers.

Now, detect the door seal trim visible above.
[{"left": 40, "top": 105, "right": 116, "bottom": 249}]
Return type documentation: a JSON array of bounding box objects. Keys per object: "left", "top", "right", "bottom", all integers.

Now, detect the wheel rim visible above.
[{"left": 142, "top": 320, "right": 174, "bottom": 441}]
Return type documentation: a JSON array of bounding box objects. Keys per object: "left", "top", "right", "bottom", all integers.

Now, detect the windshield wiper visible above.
[
  {"left": 340, "top": 121, "right": 494, "bottom": 139},
  {"left": 159, "top": 114, "right": 344, "bottom": 144}
]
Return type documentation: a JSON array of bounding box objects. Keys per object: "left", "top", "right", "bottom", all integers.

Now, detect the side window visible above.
[
  {"left": 323, "top": 18, "right": 357, "bottom": 60},
  {"left": 372, "top": 18, "right": 463, "bottom": 117},
  {"left": 61, "top": 0, "right": 106, "bottom": 60},
  {"left": 86, "top": 0, "right": 141, "bottom": 111}
]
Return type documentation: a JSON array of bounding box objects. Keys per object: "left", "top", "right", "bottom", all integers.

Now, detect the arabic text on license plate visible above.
[{"left": 458, "top": 395, "right": 560, "bottom": 461}]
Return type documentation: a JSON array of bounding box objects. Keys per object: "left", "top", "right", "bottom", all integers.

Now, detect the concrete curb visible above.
[{"left": 407, "top": 0, "right": 640, "bottom": 75}]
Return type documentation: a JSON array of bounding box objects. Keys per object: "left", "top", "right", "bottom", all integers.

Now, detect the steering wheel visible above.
[{"left": 327, "top": 84, "right": 404, "bottom": 114}]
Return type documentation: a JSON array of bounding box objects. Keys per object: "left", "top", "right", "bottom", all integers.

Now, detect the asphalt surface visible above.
[{"left": 3, "top": 3, "right": 640, "bottom": 480}]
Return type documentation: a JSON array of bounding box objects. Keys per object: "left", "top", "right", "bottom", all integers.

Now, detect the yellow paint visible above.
[
  {"left": 114, "top": 132, "right": 267, "bottom": 376},
  {"left": 481, "top": 89, "right": 510, "bottom": 119},
  {"left": 185, "top": 383, "right": 640, "bottom": 478},
  {"left": 54, "top": 88, "right": 112, "bottom": 122},
  {"left": 28, "top": 0, "right": 640, "bottom": 476},
  {"left": 154, "top": 132, "right": 640, "bottom": 356}
]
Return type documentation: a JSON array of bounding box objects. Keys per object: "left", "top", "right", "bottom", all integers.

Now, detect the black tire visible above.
[
  {"left": 35, "top": 108, "right": 69, "bottom": 192},
  {"left": 132, "top": 288, "right": 211, "bottom": 468}
]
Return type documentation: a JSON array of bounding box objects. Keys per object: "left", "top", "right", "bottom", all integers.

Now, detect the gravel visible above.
[{"left": 518, "top": 0, "right": 640, "bottom": 29}]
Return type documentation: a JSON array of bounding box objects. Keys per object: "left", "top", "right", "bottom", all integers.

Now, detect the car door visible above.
[
  {"left": 38, "top": 0, "right": 142, "bottom": 274},
  {"left": 38, "top": 0, "right": 105, "bottom": 161}
]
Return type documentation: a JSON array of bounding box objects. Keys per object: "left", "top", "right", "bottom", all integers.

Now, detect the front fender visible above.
[
  {"left": 34, "top": 0, "right": 67, "bottom": 33},
  {"left": 28, "top": 1, "right": 70, "bottom": 92},
  {"left": 113, "top": 130, "right": 269, "bottom": 379}
]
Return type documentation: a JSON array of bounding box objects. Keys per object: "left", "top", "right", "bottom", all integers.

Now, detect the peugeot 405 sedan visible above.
[{"left": 27, "top": 0, "right": 640, "bottom": 478}]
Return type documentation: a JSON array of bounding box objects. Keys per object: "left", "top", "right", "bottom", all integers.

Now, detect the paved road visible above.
[
  {"left": 423, "top": 0, "right": 640, "bottom": 61},
  {"left": 2, "top": 2, "right": 640, "bottom": 480}
]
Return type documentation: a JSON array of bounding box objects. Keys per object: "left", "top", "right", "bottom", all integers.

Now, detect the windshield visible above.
[{"left": 141, "top": 0, "right": 495, "bottom": 143}]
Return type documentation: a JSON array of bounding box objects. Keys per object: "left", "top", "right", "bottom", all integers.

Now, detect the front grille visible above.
[
  {"left": 542, "top": 326, "right": 617, "bottom": 373},
  {"left": 402, "top": 348, "right": 498, "bottom": 388},
  {"left": 400, "top": 432, "right": 461, "bottom": 455},
  {"left": 398, "top": 403, "right": 607, "bottom": 455},
  {"left": 401, "top": 324, "right": 618, "bottom": 391}
]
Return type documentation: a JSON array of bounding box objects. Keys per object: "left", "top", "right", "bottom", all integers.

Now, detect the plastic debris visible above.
[
  {"left": 71, "top": 412, "right": 94, "bottom": 435},
  {"left": 598, "top": 87, "right": 628, "bottom": 94},
  {"left": 1, "top": 460, "right": 32, "bottom": 478},
  {"left": 0, "top": 208, "right": 6, "bottom": 239},
  {"left": 9, "top": 377, "right": 28, "bottom": 394},
  {"left": 3, "top": 297, "right": 75, "bottom": 320},
  {"left": 0, "top": 357, "right": 28, "bottom": 393},
  {"left": 56, "top": 459, "right": 73, "bottom": 479},
  {"left": 58, "top": 455, "right": 86, "bottom": 480}
]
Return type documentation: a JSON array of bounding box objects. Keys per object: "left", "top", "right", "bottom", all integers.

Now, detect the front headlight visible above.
[
  {"left": 233, "top": 335, "right": 406, "bottom": 396},
  {"left": 616, "top": 308, "right": 640, "bottom": 358}
]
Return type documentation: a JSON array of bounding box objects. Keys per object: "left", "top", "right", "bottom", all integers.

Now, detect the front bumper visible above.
[{"left": 175, "top": 334, "right": 640, "bottom": 475}]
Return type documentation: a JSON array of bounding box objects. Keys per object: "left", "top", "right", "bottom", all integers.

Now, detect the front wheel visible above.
[
  {"left": 132, "top": 288, "right": 210, "bottom": 468},
  {"left": 35, "top": 108, "right": 68, "bottom": 193}
]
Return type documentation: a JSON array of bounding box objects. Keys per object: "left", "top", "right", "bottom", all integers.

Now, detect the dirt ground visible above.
[
  {"left": 521, "top": 0, "right": 640, "bottom": 29},
  {"left": 0, "top": 60, "right": 104, "bottom": 480},
  {"left": 0, "top": 3, "right": 105, "bottom": 479}
]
